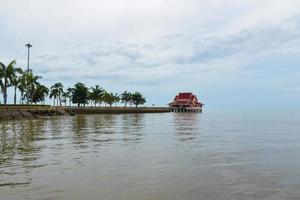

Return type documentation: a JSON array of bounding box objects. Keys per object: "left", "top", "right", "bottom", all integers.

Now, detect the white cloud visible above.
[{"left": 1, "top": 0, "right": 300, "bottom": 107}]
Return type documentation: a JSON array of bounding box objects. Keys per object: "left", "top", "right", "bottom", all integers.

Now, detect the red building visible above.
[{"left": 168, "top": 92, "right": 203, "bottom": 112}]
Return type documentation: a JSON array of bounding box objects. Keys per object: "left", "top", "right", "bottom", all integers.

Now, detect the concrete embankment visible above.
[
  {"left": 0, "top": 105, "right": 68, "bottom": 121},
  {"left": 0, "top": 106, "right": 170, "bottom": 121},
  {"left": 62, "top": 106, "right": 170, "bottom": 114}
]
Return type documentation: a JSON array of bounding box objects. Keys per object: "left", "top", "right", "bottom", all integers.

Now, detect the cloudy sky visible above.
[{"left": 1, "top": 0, "right": 300, "bottom": 111}]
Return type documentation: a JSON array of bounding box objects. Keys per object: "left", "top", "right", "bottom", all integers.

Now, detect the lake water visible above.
[{"left": 1, "top": 113, "right": 300, "bottom": 200}]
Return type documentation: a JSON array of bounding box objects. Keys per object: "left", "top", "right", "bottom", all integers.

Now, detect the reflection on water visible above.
[
  {"left": 0, "top": 119, "right": 47, "bottom": 188},
  {"left": 1, "top": 113, "right": 300, "bottom": 200},
  {"left": 173, "top": 113, "right": 201, "bottom": 142},
  {"left": 120, "top": 114, "right": 145, "bottom": 144}
]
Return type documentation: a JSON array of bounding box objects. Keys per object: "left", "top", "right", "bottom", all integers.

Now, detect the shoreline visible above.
[{"left": 0, "top": 105, "right": 170, "bottom": 121}]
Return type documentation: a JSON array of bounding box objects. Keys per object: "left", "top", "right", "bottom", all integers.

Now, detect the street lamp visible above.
[
  {"left": 25, "top": 43, "right": 33, "bottom": 104},
  {"left": 25, "top": 43, "right": 33, "bottom": 71}
]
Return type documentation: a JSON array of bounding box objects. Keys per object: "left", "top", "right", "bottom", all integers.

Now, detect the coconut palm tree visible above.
[
  {"left": 11, "top": 68, "right": 24, "bottom": 104},
  {"left": 90, "top": 85, "right": 105, "bottom": 106},
  {"left": 103, "top": 92, "right": 119, "bottom": 107},
  {"left": 31, "top": 84, "right": 49, "bottom": 104},
  {"left": 66, "top": 87, "right": 74, "bottom": 106},
  {"left": 0, "top": 66, "right": 4, "bottom": 104},
  {"left": 18, "top": 73, "right": 27, "bottom": 104},
  {"left": 61, "top": 92, "right": 68, "bottom": 106},
  {"left": 131, "top": 92, "right": 146, "bottom": 107},
  {"left": 121, "top": 91, "right": 132, "bottom": 107},
  {"left": 0, "top": 60, "right": 22, "bottom": 104},
  {"left": 71, "top": 82, "right": 89, "bottom": 107},
  {"left": 50, "top": 83, "right": 64, "bottom": 106},
  {"left": 23, "top": 71, "right": 42, "bottom": 104},
  {"left": 114, "top": 93, "right": 120, "bottom": 107},
  {"left": 49, "top": 88, "right": 59, "bottom": 106}
]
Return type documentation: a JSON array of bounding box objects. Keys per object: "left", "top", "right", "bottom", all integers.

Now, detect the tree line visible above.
[{"left": 0, "top": 60, "right": 146, "bottom": 107}]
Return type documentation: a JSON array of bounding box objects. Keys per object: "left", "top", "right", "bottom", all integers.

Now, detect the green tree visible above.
[
  {"left": 31, "top": 84, "right": 49, "bottom": 104},
  {"left": 121, "top": 91, "right": 132, "bottom": 107},
  {"left": 66, "top": 87, "right": 74, "bottom": 106},
  {"left": 50, "top": 82, "right": 64, "bottom": 106},
  {"left": 114, "top": 93, "right": 120, "bottom": 106},
  {"left": 90, "top": 85, "right": 105, "bottom": 106},
  {"left": 23, "top": 71, "right": 42, "bottom": 104},
  {"left": 11, "top": 68, "right": 24, "bottom": 104},
  {"left": 0, "top": 60, "right": 22, "bottom": 104},
  {"left": 71, "top": 82, "right": 89, "bottom": 107},
  {"left": 131, "top": 92, "right": 146, "bottom": 107},
  {"left": 17, "top": 73, "right": 27, "bottom": 104},
  {"left": 61, "top": 92, "right": 68, "bottom": 106},
  {"left": 49, "top": 88, "right": 58, "bottom": 106},
  {"left": 103, "top": 92, "right": 118, "bottom": 107}
]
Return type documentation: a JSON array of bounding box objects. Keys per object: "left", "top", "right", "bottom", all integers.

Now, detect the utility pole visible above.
[{"left": 25, "top": 43, "right": 32, "bottom": 71}]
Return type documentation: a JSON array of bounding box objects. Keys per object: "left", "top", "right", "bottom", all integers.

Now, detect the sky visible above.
[{"left": 1, "top": 0, "right": 300, "bottom": 111}]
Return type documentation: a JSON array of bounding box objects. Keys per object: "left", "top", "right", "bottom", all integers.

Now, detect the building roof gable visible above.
[
  {"left": 177, "top": 92, "right": 193, "bottom": 100},
  {"left": 169, "top": 92, "right": 203, "bottom": 107}
]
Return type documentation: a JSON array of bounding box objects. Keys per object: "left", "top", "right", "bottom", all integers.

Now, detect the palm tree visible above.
[
  {"left": 50, "top": 83, "right": 64, "bottom": 106},
  {"left": 49, "top": 88, "right": 59, "bottom": 106},
  {"left": 0, "top": 60, "right": 22, "bottom": 104},
  {"left": 0, "top": 65, "right": 4, "bottom": 104},
  {"left": 66, "top": 87, "right": 74, "bottom": 106},
  {"left": 61, "top": 92, "right": 68, "bottom": 106},
  {"left": 23, "top": 71, "right": 42, "bottom": 104},
  {"left": 71, "top": 82, "right": 89, "bottom": 107},
  {"left": 11, "top": 68, "right": 24, "bottom": 104},
  {"left": 131, "top": 92, "right": 146, "bottom": 107},
  {"left": 38, "top": 84, "right": 49, "bottom": 104},
  {"left": 18, "top": 73, "right": 27, "bottom": 104},
  {"left": 103, "top": 92, "right": 119, "bottom": 107},
  {"left": 90, "top": 85, "right": 105, "bottom": 106},
  {"left": 31, "top": 84, "right": 49, "bottom": 104},
  {"left": 121, "top": 91, "right": 132, "bottom": 107},
  {"left": 114, "top": 93, "right": 120, "bottom": 107}
]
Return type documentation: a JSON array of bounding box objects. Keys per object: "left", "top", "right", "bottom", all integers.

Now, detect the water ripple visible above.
[{"left": 1, "top": 113, "right": 300, "bottom": 200}]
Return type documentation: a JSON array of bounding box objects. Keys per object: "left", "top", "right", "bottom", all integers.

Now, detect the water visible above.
[{"left": 1, "top": 113, "right": 300, "bottom": 200}]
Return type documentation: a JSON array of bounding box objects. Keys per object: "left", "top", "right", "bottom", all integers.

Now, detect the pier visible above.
[{"left": 170, "top": 107, "right": 202, "bottom": 113}]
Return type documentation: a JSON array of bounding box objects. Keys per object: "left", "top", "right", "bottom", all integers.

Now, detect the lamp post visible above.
[
  {"left": 25, "top": 43, "right": 32, "bottom": 104},
  {"left": 25, "top": 43, "right": 32, "bottom": 71}
]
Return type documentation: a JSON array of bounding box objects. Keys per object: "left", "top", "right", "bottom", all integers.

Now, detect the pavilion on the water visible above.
[{"left": 168, "top": 92, "right": 203, "bottom": 112}]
